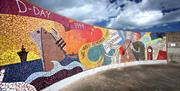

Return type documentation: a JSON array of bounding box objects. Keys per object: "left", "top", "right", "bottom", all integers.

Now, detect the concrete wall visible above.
[{"left": 167, "top": 32, "right": 180, "bottom": 62}]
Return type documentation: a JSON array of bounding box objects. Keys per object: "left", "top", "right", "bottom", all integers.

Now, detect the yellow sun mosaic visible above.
[{"left": 0, "top": 14, "right": 64, "bottom": 66}]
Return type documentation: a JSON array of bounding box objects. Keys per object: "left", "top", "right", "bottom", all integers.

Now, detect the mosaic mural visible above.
[{"left": 0, "top": 0, "right": 167, "bottom": 90}]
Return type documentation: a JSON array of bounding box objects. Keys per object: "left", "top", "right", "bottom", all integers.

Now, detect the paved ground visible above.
[{"left": 61, "top": 63, "right": 180, "bottom": 91}]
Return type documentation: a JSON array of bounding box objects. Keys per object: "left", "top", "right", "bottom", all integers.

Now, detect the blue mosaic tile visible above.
[{"left": 3, "top": 59, "right": 43, "bottom": 82}]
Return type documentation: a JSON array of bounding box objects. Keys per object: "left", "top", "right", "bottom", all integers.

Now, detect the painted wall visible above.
[{"left": 0, "top": 0, "right": 167, "bottom": 90}]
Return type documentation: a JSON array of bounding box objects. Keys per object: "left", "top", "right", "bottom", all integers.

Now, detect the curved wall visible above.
[{"left": 0, "top": 0, "right": 167, "bottom": 90}]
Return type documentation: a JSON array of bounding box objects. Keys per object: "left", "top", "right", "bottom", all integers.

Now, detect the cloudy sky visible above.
[{"left": 29, "top": 0, "right": 180, "bottom": 32}]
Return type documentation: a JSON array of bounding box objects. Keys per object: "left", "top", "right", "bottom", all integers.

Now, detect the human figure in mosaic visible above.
[{"left": 132, "top": 32, "right": 145, "bottom": 61}]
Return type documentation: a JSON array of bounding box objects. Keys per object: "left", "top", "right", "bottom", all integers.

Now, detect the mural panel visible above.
[{"left": 0, "top": 0, "right": 167, "bottom": 90}]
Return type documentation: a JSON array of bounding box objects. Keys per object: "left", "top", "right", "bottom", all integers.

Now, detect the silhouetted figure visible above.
[{"left": 17, "top": 45, "right": 28, "bottom": 62}]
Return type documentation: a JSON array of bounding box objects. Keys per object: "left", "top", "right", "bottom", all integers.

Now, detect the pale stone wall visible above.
[{"left": 167, "top": 32, "right": 180, "bottom": 62}]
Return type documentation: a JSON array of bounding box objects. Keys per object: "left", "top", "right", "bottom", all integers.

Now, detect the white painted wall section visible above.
[{"left": 42, "top": 60, "right": 167, "bottom": 91}]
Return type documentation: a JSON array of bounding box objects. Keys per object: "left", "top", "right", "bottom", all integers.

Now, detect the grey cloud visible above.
[
  {"left": 107, "top": 0, "right": 180, "bottom": 29},
  {"left": 29, "top": 0, "right": 180, "bottom": 30},
  {"left": 30, "top": 0, "right": 86, "bottom": 11},
  {"left": 160, "top": 9, "right": 180, "bottom": 23},
  {"left": 141, "top": 0, "right": 180, "bottom": 11}
]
